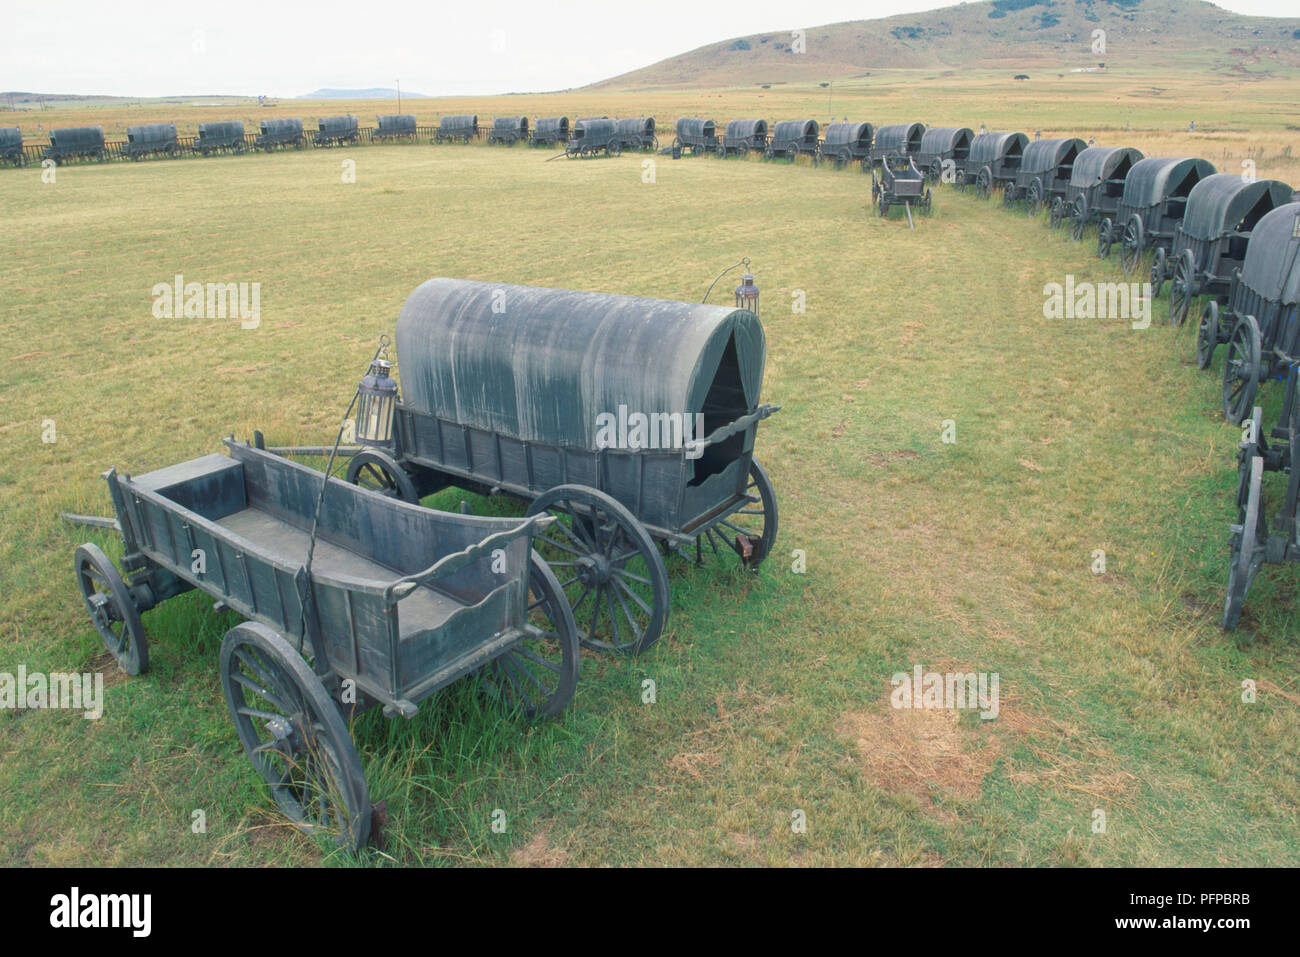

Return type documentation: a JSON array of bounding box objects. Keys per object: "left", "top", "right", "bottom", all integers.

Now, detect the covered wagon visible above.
[
  {"left": 869, "top": 122, "right": 924, "bottom": 166},
  {"left": 615, "top": 117, "right": 657, "bottom": 152},
  {"left": 255, "top": 117, "right": 305, "bottom": 151},
  {"left": 530, "top": 116, "right": 569, "bottom": 147},
  {"left": 674, "top": 117, "right": 720, "bottom": 156},
  {"left": 917, "top": 127, "right": 972, "bottom": 184},
  {"left": 1, "top": 126, "right": 25, "bottom": 166},
  {"left": 44, "top": 126, "right": 106, "bottom": 164},
  {"left": 374, "top": 114, "right": 417, "bottom": 141},
  {"left": 1111, "top": 156, "right": 1217, "bottom": 273},
  {"left": 488, "top": 116, "right": 529, "bottom": 145},
  {"left": 721, "top": 119, "right": 767, "bottom": 158},
  {"left": 1013, "top": 137, "right": 1087, "bottom": 216},
  {"left": 965, "top": 131, "right": 1028, "bottom": 202},
  {"left": 821, "top": 122, "right": 874, "bottom": 169},
  {"left": 194, "top": 120, "right": 247, "bottom": 155},
  {"left": 1061, "top": 145, "right": 1145, "bottom": 246},
  {"left": 314, "top": 114, "right": 359, "bottom": 147},
  {"left": 565, "top": 117, "right": 620, "bottom": 157},
  {"left": 434, "top": 115, "right": 478, "bottom": 144},
  {"left": 123, "top": 122, "right": 179, "bottom": 160},
  {"left": 766, "top": 120, "right": 819, "bottom": 164}
]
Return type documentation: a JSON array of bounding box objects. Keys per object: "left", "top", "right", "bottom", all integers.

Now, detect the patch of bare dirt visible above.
[
  {"left": 510, "top": 830, "right": 570, "bottom": 867},
  {"left": 866, "top": 449, "right": 920, "bottom": 468},
  {"left": 86, "top": 651, "right": 128, "bottom": 690}
]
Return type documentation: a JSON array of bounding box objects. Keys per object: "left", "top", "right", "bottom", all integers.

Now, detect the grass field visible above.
[{"left": 2, "top": 73, "right": 1299, "bottom": 866}]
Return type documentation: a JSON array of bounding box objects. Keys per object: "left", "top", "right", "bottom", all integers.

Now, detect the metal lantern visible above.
[
  {"left": 734, "top": 263, "right": 760, "bottom": 316},
  {"left": 357, "top": 357, "right": 398, "bottom": 447}
]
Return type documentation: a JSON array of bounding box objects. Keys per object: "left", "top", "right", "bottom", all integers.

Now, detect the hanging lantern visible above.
[
  {"left": 356, "top": 355, "right": 398, "bottom": 447},
  {"left": 734, "top": 259, "right": 760, "bottom": 316}
]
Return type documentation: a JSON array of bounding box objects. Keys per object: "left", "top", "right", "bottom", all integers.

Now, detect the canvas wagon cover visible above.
[
  {"left": 377, "top": 114, "right": 416, "bottom": 131},
  {"left": 1120, "top": 157, "right": 1217, "bottom": 210},
  {"left": 395, "top": 279, "right": 766, "bottom": 450},
  {"left": 1181, "top": 174, "right": 1295, "bottom": 240},
  {"left": 127, "top": 123, "right": 176, "bottom": 143},
  {"left": 771, "top": 120, "right": 817, "bottom": 143},
  {"left": 1068, "top": 146, "right": 1144, "bottom": 189},
  {"left": 1241, "top": 203, "right": 1300, "bottom": 305},
  {"left": 574, "top": 117, "right": 616, "bottom": 139},
  {"left": 260, "top": 118, "right": 302, "bottom": 135},
  {"left": 318, "top": 115, "right": 358, "bottom": 134},
  {"left": 616, "top": 117, "right": 654, "bottom": 135},
  {"left": 874, "top": 123, "right": 923, "bottom": 153},
  {"left": 199, "top": 120, "right": 244, "bottom": 139},
  {"left": 535, "top": 116, "right": 568, "bottom": 135},
  {"left": 440, "top": 114, "right": 478, "bottom": 131},
  {"left": 0, "top": 127, "right": 22, "bottom": 148},
  {"left": 968, "top": 131, "right": 1028, "bottom": 167},
  {"left": 675, "top": 118, "right": 715, "bottom": 138},
  {"left": 1020, "top": 137, "right": 1086, "bottom": 175},
  {"left": 919, "top": 127, "right": 972, "bottom": 154},
  {"left": 725, "top": 119, "right": 767, "bottom": 139},
  {"left": 50, "top": 126, "right": 104, "bottom": 148},
  {"left": 493, "top": 116, "right": 528, "bottom": 133},
  {"left": 823, "top": 122, "right": 873, "bottom": 149}
]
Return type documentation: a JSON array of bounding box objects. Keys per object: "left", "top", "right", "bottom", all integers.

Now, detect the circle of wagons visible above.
[{"left": 45, "top": 106, "right": 1299, "bottom": 849}]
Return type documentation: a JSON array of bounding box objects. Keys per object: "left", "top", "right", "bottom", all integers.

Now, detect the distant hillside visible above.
[
  {"left": 589, "top": 0, "right": 1300, "bottom": 89},
  {"left": 301, "top": 88, "right": 430, "bottom": 99}
]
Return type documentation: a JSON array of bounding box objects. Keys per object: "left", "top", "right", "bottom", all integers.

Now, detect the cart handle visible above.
[
  {"left": 690, "top": 404, "right": 781, "bottom": 453},
  {"left": 384, "top": 515, "right": 556, "bottom": 603}
]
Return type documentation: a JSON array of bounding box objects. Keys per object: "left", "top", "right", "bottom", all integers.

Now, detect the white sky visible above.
[{"left": 3, "top": 0, "right": 1296, "bottom": 98}]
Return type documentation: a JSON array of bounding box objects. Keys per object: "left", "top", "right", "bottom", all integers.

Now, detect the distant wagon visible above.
[
  {"left": 965, "top": 131, "right": 1028, "bottom": 202},
  {"left": 530, "top": 116, "right": 569, "bottom": 147},
  {"left": 1160, "top": 173, "right": 1293, "bottom": 326},
  {"left": 916, "top": 127, "right": 973, "bottom": 184},
  {"left": 674, "top": 118, "right": 720, "bottom": 156},
  {"left": 314, "top": 114, "right": 359, "bottom": 147},
  {"left": 566, "top": 117, "right": 621, "bottom": 157},
  {"left": 1110, "top": 156, "right": 1217, "bottom": 274},
  {"left": 44, "top": 126, "right": 106, "bottom": 164},
  {"left": 373, "top": 114, "right": 417, "bottom": 141},
  {"left": 1061, "top": 145, "right": 1145, "bottom": 246},
  {"left": 122, "top": 122, "right": 179, "bottom": 161},
  {"left": 614, "top": 117, "right": 657, "bottom": 152},
  {"left": 434, "top": 115, "right": 478, "bottom": 144},
  {"left": 194, "top": 120, "right": 246, "bottom": 155},
  {"left": 766, "top": 120, "right": 820, "bottom": 164},
  {"left": 488, "top": 116, "right": 529, "bottom": 146},
  {"left": 1, "top": 127, "right": 24, "bottom": 166},
  {"left": 720, "top": 119, "right": 768, "bottom": 158},
  {"left": 821, "top": 122, "right": 874, "bottom": 169},
  {"left": 872, "top": 153, "right": 931, "bottom": 219},
  {"left": 869, "top": 122, "right": 924, "bottom": 167},
  {"left": 1014, "top": 137, "right": 1087, "bottom": 217},
  {"left": 1204, "top": 202, "right": 1300, "bottom": 423},
  {"left": 255, "top": 117, "right": 305, "bottom": 151}
]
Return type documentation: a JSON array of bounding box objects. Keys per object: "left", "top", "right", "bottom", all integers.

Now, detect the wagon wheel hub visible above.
[
  {"left": 264, "top": 713, "right": 305, "bottom": 756},
  {"left": 575, "top": 554, "right": 613, "bottom": 586}
]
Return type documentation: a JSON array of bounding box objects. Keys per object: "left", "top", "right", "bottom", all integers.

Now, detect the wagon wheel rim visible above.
[
  {"left": 220, "top": 622, "right": 370, "bottom": 850},
  {"left": 1222, "top": 315, "right": 1262, "bottom": 426},
  {"left": 1070, "top": 196, "right": 1088, "bottom": 241},
  {"left": 526, "top": 486, "right": 669, "bottom": 656},
  {"left": 75, "top": 543, "right": 148, "bottom": 675},
  {"left": 690, "top": 459, "right": 779, "bottom": 570},
  {"left": 1170, "top": 249, "right": 1196, "bottom": 326},
  {"left": 1097, "top": 217, "right": 1113, "bottom": 258},
  {"left": 1196, "top": 300, "right": 1220, "bottom": 370},
  {"left": 1150, "top": 247, "right": 1167, "bottom": 299},
  {"left": 345, "top": 450, "right": 418, "bottom": 503},
  {"left": 1224, "top": 451, "right": 1266, "bottom": 630},
  {"left": 1120, "top": 215, "right": 1143, "bottom": 274},
  {"left": 481, "top": 553, "right": 579, "bottom": 720}
]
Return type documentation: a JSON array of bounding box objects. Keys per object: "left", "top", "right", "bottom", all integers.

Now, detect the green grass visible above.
[{"left": 1, "top": 132, "right": 1298, "bottom": 866}]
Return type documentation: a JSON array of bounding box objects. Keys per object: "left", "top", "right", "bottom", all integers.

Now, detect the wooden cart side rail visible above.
[{"left": 385, "top": 516, "right": 554, "bottom": 601}]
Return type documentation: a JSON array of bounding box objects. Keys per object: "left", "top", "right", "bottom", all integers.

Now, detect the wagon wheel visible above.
[
  {"left": 785, "top": 149, "right": 797, "bottom": 164},
  {"left": 672, "top": 136, "right": 683, "bottom": 151},
  {"left": 1069, "top": 196, "right": 1088, "bottom": 242},
  {"left": 1222, "top": 315, "right": 1262, "bottom": 426},
  {"left": 715, "top": 142, "right": 726, "bottom": 159},
  {"left": 1224, "top": 451, "right": 1266, "bottom": 631},
  {"left": 1169, "top": 249, "right": 1197, "bottom": 327},
  {"left": 1120, "top": 215, "right": 1144, "bottom": 274},
  {"left": 1002, "top": 184, "right": 1018, "bottom": 209},
  {"left": 1150, "top": 246, "right": 1167, "bottom": 299},
  {"left": 479, "top": 553, "right": 579, "bottom": 720},
  {"left": 1049, "top": 197, "right": 1065, "bottom": 229},
  {"left": 1026, "top": 178, "right": 1044, "bottom": 216},
  {"left": 525, "top": 485, "right": 669, "bottom": 656},
  {"left": 346, "top": 449, "right": 418, "bottom": 503},
  {"left": 737, "top": 144, "right": 749, "bottom": 159},
  {"left": 975, "top": 166, "right": 992, "bottom": 200},
  {"left": 923, "top": 188, "right": 933, "bottom": 214},
  {"left": 691, "top": 459, "right": 779, "bottom": 570},
  {"left": 1196, "top": 300, "right": 1220, "bottom": 370},
  {"left": 1097, "top": 217, "right": 1114, "bottom": 259},
  {"left": 811, "top": 148, "right": 822, "bottom": 168},
  {"left": 75, "top": 543, "right": 149, "bottom": 676},
  {"left": 607, "top": 141, "right": 622, "bottom": 157},
  {"left": 928, "top": 159, "right": 943, "bottom": 184},
  {"left": 764, "top": 146, "right": 775, "bottom": 161},
  {"left": 220, "top": 622, "right": 370, "bottom": 851},
  {"left": 651, "top": 136, "right": 659, "bottom": 151},
  {"left": 953, "top": 168, "right": 966, "bottom": 191}
]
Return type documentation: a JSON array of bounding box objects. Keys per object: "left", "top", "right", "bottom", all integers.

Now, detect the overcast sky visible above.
[{"left": 3, "top": 0, "right": 1295, "bottom": 98}]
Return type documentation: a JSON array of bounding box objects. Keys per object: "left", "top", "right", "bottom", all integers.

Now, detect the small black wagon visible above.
[
  {"left": 872, "top": 153, "right": 932, "bottom": 219},
  {"left": 44, "top": 126, "right": 106, "bottom": 164},
  {"left": 194, "top": 120, "right": 247, "bottom": 155},
  {"left": 766, "top": 120, "right": 820, "bottom": 164},
  {"left": 373, "top": 114, "right": 417, "bottom": 141},
  {"left": 488, "top": 116, "right": 529, "bottom": 145},
  {"left": 530, "top": 116, "right": 569, "bottom": 147},
  {"left": 614, "top": 117, "right": 657, "bottom": 152},
  {"left": 315, "top": 115, "right": 359, "bottom": 147},
  {"left": 674, "top": 118, "right": 720, "bottom": 156},
  {"left": 1013, "top": 137, "right": 1086, "bottom": 217},
  {"left": 916, "top": 127, "right": 973, "bottom": 185},
  {"left": 434, "top": 115, "right": 478, "bottom": 144},
  {"left": 255, "top": 118, "right": 305, "bottom": 151},
  {"left": 72, "top": 439, "right": 578, "bottom": 851},
  {"left": 1061, "top": 146, "right": 1145, "bottom": 246},
  {"left": 869, "top": 123, "right": 923, "bottom": 168},
  {"left": 293, "top": 279, "right": 781, "bottom": 657},
  {"left": 965, "top": 131, "right": 1029, "bottom": 202},
  {"left": 1, "top": 126, "right": 25, "bottom": 166},
  {"left": 821, "top": 122, "right": 874, "bottom": 169},
  {"left": 1110, "top": 156, "right": 1217, "bottom": 274},
  {"left": 565, "top": 118, "right": 621, "bottom": 157},
  {"left": 122, "top": 122, "right": 179, "bottom": 160},
  {"left": 1161, "top": 173, "right": 1293, "bottom": 325},
  {"left": 720, "top": 119, "right": 768, "bottom": 158}
]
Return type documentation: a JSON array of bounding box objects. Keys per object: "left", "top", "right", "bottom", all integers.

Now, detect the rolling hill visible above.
[{"left": 588, "top": 0, "right": 1300, "bottom": 89}]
